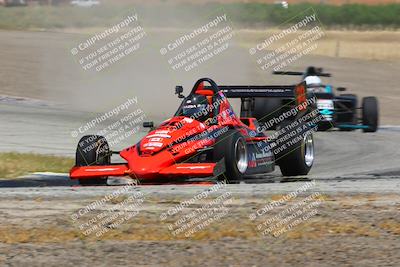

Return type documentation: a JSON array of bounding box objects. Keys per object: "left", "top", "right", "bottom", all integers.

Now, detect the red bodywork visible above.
[
  {"left": 70, "top": 82, "right": 259, "bottom": 182},
  {"left": 70, "top": 78, "right": 308, "bottom": 182}
]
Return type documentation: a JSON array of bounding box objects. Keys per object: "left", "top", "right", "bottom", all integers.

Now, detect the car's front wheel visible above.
[
  {"left": 213, "top": 129, "right": 248, "bottom": 183},
  {"left": 275, "top": 120, "right": 315, "bottom": 176},
  {"left": 75, "top": 135, "right": 110, "bottom": 186},
  {"left": 362, "top": 97, "right": 379, "bottom": 133},
  {"left": 278, "top": 132, "right": 314, "bottom": 176}
]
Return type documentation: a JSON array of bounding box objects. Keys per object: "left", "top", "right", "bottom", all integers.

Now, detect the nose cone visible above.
[
  {"left": 121, "top": 146, "right": 175, "bottom": 179},
  {"left": 121, "top": 117, "right": 206, "bottom": 180},
  {"left": 140, "top": 117, "right": 205, "bottom": 155},
  {"left": 140, "top": 130, "right": 173, "bottom": 154}
]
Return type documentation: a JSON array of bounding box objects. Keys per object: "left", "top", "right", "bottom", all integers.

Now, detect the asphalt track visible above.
[
  {"left": 1, "top": 100, "right": 400, "bottom": 187},
  {"left": 0, "top": 29, "right": 400, "bottom": 188}
]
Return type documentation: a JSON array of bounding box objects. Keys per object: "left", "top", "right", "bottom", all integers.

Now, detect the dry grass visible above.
[
  {"left": 286, "top": 221, "right": 381, "bottom": 239},
  {"left": 237, "top": 29, "right": 400, "bottom": 61},
  {"left": 0, "top": 217, "right": 387, "bottom": 244},
  {"left": 0, "top": 152, "right": 73, "bottom": 178},
  {"left": 378, "top": 220, "right": 400, "bottom": 235},
  {"left": 0, "top": 223, "right": 257, "bottom": 244},
  {"left": 0, "top": 194, "right": 398, "bottom": 244}
]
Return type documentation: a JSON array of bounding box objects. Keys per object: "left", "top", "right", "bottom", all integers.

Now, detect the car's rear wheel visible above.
[
  {"left": 362, "top": 97, "right": 379, "bottom": 133},
  {"left": 213, "top": 129, "right": 248, "bottom": 183},
  {"left": 253, "top": 98, "right": 283, "bottom": 130},
  {"left": 75, "top": 135, "right": 110, "bottom": 186}
]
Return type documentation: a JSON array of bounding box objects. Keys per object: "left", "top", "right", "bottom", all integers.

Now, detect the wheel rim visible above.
[
  {"left": 304, "top": 133, "right": 314, "bottom": 167},
  {"left": 235, "top": 137, "right": 248, "bottom": 174}
]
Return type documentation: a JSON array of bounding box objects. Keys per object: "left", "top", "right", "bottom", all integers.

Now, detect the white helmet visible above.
[{"left": 304, "top": 76, "right": 322, "bottom": 86}]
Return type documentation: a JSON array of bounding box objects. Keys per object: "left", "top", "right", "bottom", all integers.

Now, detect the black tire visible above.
[
  {"left": 253, "top": 98, "right": 283, "bottom": 130},
  {"left": 362, "top": 97, "right": 379, "bottom": 133},
  {"left": 275, "top": 120, "right": 315, "bottom": 176},
  {"left": 213, "top": 129, "right": 248, "bottom": 183},
  {"left": 75, "top": 135, "right": 110, "bottom": 186}
]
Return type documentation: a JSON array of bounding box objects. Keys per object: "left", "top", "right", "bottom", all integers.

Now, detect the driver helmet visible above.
[
  {"left": 182, "top": 94, "right": 211, "bottom": 122},
  {"left": 304, "top": 75, "right": 322, "bottom": 86}
]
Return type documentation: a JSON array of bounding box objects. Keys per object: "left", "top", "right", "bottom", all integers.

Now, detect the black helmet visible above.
[{"left": 182, "top": 94, "right": 210, "bottom": 122}]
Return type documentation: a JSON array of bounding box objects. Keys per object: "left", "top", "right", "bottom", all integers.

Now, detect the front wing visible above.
[{"left": 70, "top": 162, "right": 225, "bottom": 180}]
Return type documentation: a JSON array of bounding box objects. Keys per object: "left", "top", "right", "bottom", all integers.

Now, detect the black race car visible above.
[{"left": 270, "top": 67, "right": 379, "bottom": 132}]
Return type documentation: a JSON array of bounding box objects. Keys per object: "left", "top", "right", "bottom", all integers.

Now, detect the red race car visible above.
[{"left": 70, "top": 78, "right": 315, "bottom": 185}]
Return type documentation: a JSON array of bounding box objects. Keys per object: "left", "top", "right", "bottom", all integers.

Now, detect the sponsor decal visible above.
[
  {"left": 256, "top": 150, "right": 273, "bottom": 159},
  {"left": 144, "top": 142, "right": 163, "bottom": 148},
  {"left": 183, "top": 117, "right": 194, "bottom": 123},
  {"left": 156, "top": 130, "right": 170, "bottom": 134},
  {"left": 85, "top": 168, "right": 119, "bottom": 172},
  {"left": 317, "top": 99, "right": 334, "bottom": 110},
  {"left": 248, "top": 153, "right": 257, "bottom": 168},
  {"left": 146, "top": 134, "right": 171, "bottom": 139},
  {"left": 176, "top": 166, "right": 211, "bottom": 169}
]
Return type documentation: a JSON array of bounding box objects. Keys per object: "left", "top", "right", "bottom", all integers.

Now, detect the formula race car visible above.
[
  {"left": 272, "top": 66, "right": 379, "bottom": 132},
  {"left": 70, "top": 78, "right": 316, "bottom": 185}
]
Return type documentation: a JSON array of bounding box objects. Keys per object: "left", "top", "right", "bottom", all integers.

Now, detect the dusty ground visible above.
[
  {"left": 0, "top": 30, "right": 399, "bottom": 124},
  {"left": 0, "top": 183, "right": 399, "bottom": 266},
  {"left": 1, "top": 29, "right": 400, "bottom": 266}
]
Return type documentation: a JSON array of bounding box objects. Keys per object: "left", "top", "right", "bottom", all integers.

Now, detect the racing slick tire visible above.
[
  {"left": 275, "top": 120, "right": 315, "bottom": 176},
  {"left": 362, "top": 97, "right": 379, "bottom": 133},
  {"left": 213, "top": 129, "right": 248, "bottom": 183},
  {"left": 338, "top": 94, "right": 358, "bottom": 131},
  {"left": 75, "top": 135, "right": 110, "bottom": 186},
  {"left": 253, "top": 98, "right": 283, "bottom": 130}
]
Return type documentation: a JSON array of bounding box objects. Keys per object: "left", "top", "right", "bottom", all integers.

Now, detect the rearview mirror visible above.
[
  {"left": 143, "top": 121, "right": 154, "bottom": 128},
  {"left": 337, "top": 87, "right": 346, "bottom": 92},
  {"left": 175, "top": 86, "right": 185, "bottom": 98}
]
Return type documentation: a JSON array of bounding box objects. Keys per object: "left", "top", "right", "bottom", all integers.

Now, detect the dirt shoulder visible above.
[{"left": 0, "top": 188, "right": 399, "bottom": 266}]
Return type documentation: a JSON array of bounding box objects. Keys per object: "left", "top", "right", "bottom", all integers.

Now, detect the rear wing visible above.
[
  {"left": 273, "top": 71, "right": 305, "bottom": 76},
  {"left": 273, "top": 69, "right": 331, "bottom": 77},
  {"left": 217, "top": 82, "right": 308, "bottom": 107},
  {"left": 218, "top": 85, "right": 296, "bottom": 98},
  {"left": 218, "top": 82, "right": 310, "bottom": 118}
]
